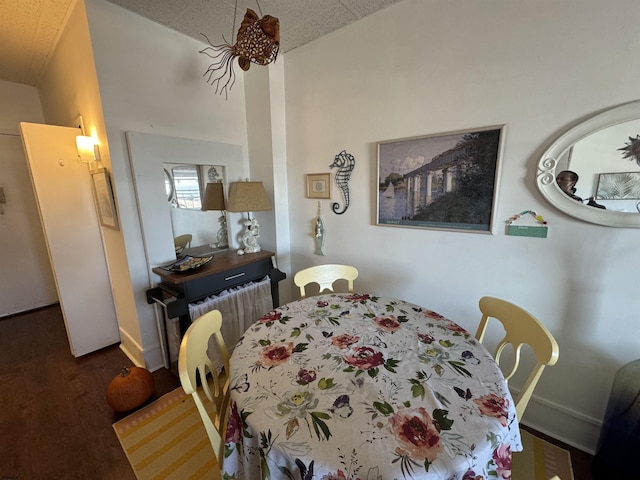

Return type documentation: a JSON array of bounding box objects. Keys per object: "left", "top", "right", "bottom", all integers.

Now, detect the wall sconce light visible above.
[
  {"left": 76, "top": 135, "right": 101, "bottom": 163},
  {"left": 226, "top": 180, "right": 271, "bottom": 254}
]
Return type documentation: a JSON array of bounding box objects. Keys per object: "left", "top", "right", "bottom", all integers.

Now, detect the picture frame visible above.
[
  {"left": 377, "top": 125, "right": 505, "bottom": 233},
  {"left": 595, "top": 172, "right": 640, "bottom": 200},
  {"left": 306, "top": 173, "right": 331, "bottom": 199},
  {"left": 90, "top": 167, "right": 119, "bottom": 230}
]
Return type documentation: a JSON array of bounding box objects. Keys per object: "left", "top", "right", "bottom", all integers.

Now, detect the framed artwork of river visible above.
[{"left": 376, "top": 126, "right": 505, "bottom": 234}]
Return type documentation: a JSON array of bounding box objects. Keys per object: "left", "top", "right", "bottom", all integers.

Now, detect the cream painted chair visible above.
[
  {"left": 475, "top": 296, "right": 559, "bottom": 420},
  {"left": 178, "top": 309, "right": 230, "bottom": 475},
  {"left": 174, "top": 233, "right": 192, "bottom": 252},
  {"left": 294, "top": 264, "right": 359, "bottom": 298}
]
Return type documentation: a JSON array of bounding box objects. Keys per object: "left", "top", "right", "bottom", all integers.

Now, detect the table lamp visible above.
[
  {"left": 226, "top": 181, "right": 271, "bottom": 254},
  {"left": 201, "top": 182, "right": 228, "bottom": 248}
]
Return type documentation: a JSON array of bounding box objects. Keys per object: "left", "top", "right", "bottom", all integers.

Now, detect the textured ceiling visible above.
[
  {"left": 0, "top": 0, "right": 77, "bottom": 85},
  {"left": 1, "top": 0, "right": 402, "bottom": 86}
]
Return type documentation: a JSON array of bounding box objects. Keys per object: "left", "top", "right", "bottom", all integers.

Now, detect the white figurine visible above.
[
  {"left": 216, "top": 214, "right": 228, "bottom": 248},
  {"left": 241, "top": 218, "right": 261, "bottom": 253}
]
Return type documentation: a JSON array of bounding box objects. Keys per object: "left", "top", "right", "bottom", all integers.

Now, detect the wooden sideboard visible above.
[{"left": 146, "top": 249, "right": 286, "bottom": 367}]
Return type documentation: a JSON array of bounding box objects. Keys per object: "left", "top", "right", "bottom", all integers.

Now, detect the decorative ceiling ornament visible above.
[
  {"left": 618, "top": 134, "right": 640, "bottom": 166},
  {"left": 200, "top": 0, "right": 279, "bottom": 98}
]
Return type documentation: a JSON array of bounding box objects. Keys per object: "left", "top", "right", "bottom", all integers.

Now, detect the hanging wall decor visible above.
[
  {"left": 329, "top": 150, "right": 355, "bottom": 215},
  {"left": 505, "top": 210, "right": 548, "bottom": 238},
  {"left": 200, "top": 1, "right": 280, "bottom": 98},
  {"left": 314, "top": 201, "right": 326, "bottom": 256}
]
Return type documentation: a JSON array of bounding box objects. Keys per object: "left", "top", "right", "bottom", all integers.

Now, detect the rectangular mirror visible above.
[
  {"left": 127, "top": 131, "right": 245, "bottom": 270},
  {"left": 163, "top": 163, "right": 227, "bottom": 253},
  {"left": 164, "top": 164, "right": 226, "bottom": 210}
]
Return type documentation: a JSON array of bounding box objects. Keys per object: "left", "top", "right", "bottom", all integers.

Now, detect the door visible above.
[{"left": 20, "top": 122, "right": 119, "bottom": 356}]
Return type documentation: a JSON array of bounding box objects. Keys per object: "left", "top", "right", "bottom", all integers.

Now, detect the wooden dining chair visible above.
[
  {"left": 294, "top": 264, "right": 359, "bottom": 298},
  {"left": 475, "top": 296, "right": 559, "bottom": 420},
  {"left": 178, "top": 309, "right": 230, "bottom": 473}
]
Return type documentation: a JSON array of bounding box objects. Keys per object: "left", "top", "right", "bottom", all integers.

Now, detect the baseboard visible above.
[
  {"left": 117, "top": 327, "right": 145, "bottom": 366},
  {"left": 0, "top": 301, "right": 59, "bottom": 319},
  {"left": 143, "top": 345, "right": 167, "bottom": 373},
  {"left": 518, "top": 390, "right": 600, "bottom": 455},
  {"left": 118, "top": 326, "right": 167, "bottom": 373}
]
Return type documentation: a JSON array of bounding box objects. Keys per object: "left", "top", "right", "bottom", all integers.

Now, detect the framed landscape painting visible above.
[{"left": 377, "top": 126, "right": 505, "bottom": 233}]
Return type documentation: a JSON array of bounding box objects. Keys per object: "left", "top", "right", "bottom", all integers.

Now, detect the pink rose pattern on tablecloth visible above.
[
  {"left": 259, "top": 342, "right": 294, "bottom": 367},
  {"left": 389, "top": 406, "right": 443, "bottom": 461},
  {"left": 474, "top": 392, "right": 510, "bottom": 427},
  {"left": 344, "top": 346, "right": 385, "bottom": 370},
  {"left": 224, "top": 293, "right": 520, "bottom": 479},
  {"left": 331, "top": 334, "right": 360, "bottom": 349}
]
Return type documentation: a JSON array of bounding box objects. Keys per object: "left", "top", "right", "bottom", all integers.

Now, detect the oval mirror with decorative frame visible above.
[{"left": 537, "top": 100, "right": 640, "bottom": 227}]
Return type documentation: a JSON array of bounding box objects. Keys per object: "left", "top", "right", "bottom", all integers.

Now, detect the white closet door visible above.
[{"left": 20, "top": 122, "right": 119, "bottom": 356}]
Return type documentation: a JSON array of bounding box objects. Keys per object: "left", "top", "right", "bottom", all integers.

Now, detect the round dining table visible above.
[{"left": 223, "top": 293, "right": 522, "bottom": 479}]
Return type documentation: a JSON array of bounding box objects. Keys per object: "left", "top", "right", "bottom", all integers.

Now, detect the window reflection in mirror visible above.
[
  {"left": 556, "top": 119, "right": 640, "bottom": 213},
  {"left": 163, "top": 168, "right": 174, "bottom": 202},
  {"left": 171, "top": 165, "right": 202, "bottom": 209},
  {"left": 163, "top": 163, "right": 227, "bottom": 252}
]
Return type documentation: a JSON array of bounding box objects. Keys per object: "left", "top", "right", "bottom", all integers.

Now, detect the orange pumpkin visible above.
[{"left": 106, "top": 366, "right": 155, "bottom": 412}]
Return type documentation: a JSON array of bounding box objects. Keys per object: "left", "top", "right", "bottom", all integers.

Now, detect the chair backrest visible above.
[
  {"left": 475, "top": 296, "right": 559, "bottom": 420},
  {"left": 293, "top": 264, "right": 359, "bottom": 298},
  {"left": 174, "top": 234, "right": 192, "bottom": 250},
  {"left": 178, "top": 309, "right": 230, "bottom": 466}
]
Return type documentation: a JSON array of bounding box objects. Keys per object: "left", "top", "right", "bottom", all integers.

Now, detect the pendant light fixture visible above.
[{"left": 200, "top": 0, "right": 280, "bottom": 98}]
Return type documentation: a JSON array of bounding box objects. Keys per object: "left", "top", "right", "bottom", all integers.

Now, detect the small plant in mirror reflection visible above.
[{"left": 618, "top": 134, "right": 640, "bottom": 166}]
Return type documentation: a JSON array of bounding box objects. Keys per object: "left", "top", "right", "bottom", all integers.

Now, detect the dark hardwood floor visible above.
[
  {"left": 0, "top": 304, "right": 180, "bottom": 480},
  {"left": 1, "top": 304, "right": 594, "bottom": 479}
]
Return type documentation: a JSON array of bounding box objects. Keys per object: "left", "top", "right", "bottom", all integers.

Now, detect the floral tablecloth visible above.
[{"left": 223, "top": 293, "right": 521, "bottom": 480}]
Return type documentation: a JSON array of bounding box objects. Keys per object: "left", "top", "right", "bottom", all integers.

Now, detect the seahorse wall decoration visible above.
[{"left": 329, "top": 150, "right": 355, "bottom": 215}]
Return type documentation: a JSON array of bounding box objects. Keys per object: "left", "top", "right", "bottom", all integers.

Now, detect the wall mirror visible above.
[
  {"left": 163, "top": 163, "right": 226, "bottom": 250},
  {"left": 164, "top": 163, "right": 225, "bottom": 209},
  {"left": 536, "top": 100, "right": 640, "bottom": 227},
  {"left": 127, "top": 132, "right": 244, "bottom": 271}
]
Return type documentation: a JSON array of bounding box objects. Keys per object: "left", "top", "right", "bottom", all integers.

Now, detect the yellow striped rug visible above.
[
  {"left": 113, "top": 387, "right": 219, "bottom": 480},
  {"left": 512, "top": 429, "right": 574, "bottom": 480}
]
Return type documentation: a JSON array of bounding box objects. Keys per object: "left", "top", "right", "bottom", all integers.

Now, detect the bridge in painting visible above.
[{"left": 402, "top": 145, "right": 467, "bottom": 216}]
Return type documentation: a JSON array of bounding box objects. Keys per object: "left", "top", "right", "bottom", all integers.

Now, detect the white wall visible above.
[
  {"left": 85, "top": 0, "right": 250, "bottom": 370},
  {"left": 283, "top": 0, "right": 640, "bottom": 452},
  {"left": 0, "top": 80, "right": 57, "bottom": 315}
]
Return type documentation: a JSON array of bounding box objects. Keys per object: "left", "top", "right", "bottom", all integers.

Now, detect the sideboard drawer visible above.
[{"left": 179, "top": 257, "right": 271, "bottom": 301}]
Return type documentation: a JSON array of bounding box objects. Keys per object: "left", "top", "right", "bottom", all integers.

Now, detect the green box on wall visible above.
[{"left": 506, "top": 225, "right": 548, "bottom": 238}]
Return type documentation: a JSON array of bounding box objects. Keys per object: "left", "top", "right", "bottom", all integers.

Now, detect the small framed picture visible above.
[
  {"left": 90, "top": 167, "right": 119, "bottom": 230},
  {"left": 306, "top": 173, "right": 331, "bottom": 199}
]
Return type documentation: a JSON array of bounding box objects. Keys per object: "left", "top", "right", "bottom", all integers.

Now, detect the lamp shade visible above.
[
  {"left": 226, "top": 181, "right": 271, "bottom": 213},
  {"left": 201, "top": 182, "right": 226, "bottom": 211}
]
